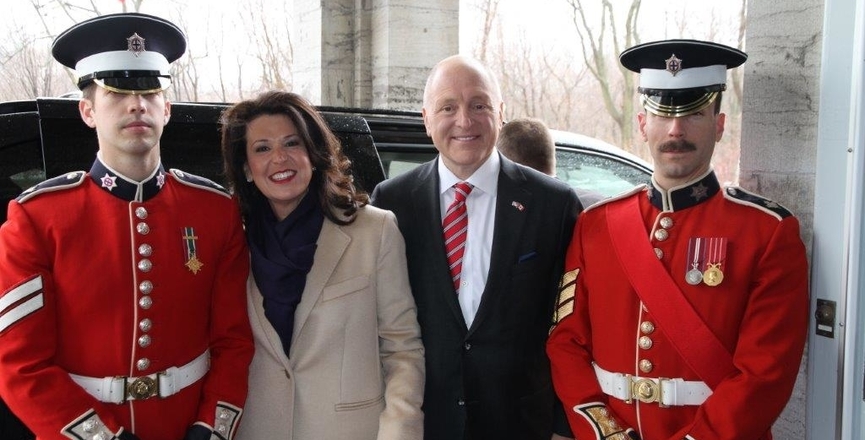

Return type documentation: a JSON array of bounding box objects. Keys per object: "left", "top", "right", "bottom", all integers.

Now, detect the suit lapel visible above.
[
  {"left": 290, "top": 219, "right": 349, "bottom": 354},
  {"left": 469, "top": 158, "right": 531, "bottom": 334},
  {"left": 413, "top": 160, "right": 468, "bottom": 329}
]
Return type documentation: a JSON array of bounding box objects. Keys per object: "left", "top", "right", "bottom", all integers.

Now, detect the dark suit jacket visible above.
[{"left": 371, "top": 154, "right": 580, "bottom": 440}]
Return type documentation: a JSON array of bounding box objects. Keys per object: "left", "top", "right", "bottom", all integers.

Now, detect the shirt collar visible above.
[
  {"left": 648, "top": 168, "right": 720, "bottom": 211},
  {"left": 438, "top": 152, "right": 500, "bottom": 197},
  {"left": 89, "top": 153, "right": 167, "bottom": 202}
]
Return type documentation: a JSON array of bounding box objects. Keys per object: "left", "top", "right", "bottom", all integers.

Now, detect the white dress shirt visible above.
[{"left": 438, "top": 153, "right": 499, "bottom": 327}]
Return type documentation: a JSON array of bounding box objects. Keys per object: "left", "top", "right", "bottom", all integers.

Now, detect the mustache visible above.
[{"left": 658, "top": 140, "right": 697, "bottom": 153}]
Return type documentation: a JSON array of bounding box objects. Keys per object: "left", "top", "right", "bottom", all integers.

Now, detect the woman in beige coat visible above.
[{"left": 221, "top": 91, "right": 424, "bottom": 439}]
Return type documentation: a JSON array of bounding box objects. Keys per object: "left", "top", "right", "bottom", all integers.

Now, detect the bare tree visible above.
[
  {"left": 566, "top": 0, "right": 642, "bottom": 153},
  {"left": 241, "top": 0, "right": 293, "bottom": 93},
  {"left": 474, "top": 0, "right": 500, "bottom": 63}
]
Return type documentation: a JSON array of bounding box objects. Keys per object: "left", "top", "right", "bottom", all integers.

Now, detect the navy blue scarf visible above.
[{"left": 247, "top": 191, "right": 324, "bottom": 356}]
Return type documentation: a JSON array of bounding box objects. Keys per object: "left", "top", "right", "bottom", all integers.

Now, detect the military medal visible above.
[
  {"left": 704, "top": 263, "right": 724, "bottom": 286},
  {"left": 182, "top": 227, "right": 204, "bottom": 274},
  {"left": 685, "top": 237, "right": 704, "bottom": 285},
  {"left": 702, "top": 237, "right": 727, "bottom": 287}
]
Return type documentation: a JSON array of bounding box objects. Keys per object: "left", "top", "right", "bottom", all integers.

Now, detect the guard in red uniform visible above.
[
  {"left": 547, "top": 40, "right": 809, "bottom": 440},
  {"left": 0, "top": 13, "right": 253, "bottom": 440}
]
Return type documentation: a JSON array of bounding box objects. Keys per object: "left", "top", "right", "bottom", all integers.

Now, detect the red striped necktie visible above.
[{"left": 443, "top": 182, "right": 473, "bottom": 292}]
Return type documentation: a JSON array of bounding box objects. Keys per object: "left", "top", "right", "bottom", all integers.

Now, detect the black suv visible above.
[{"left": 0, "top": 98, "right": 651, "bottom": 224}]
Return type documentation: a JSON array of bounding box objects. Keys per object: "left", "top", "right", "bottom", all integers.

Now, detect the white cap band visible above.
[
  {"left": 75, "top": 50, "right": 170, "bottom": 77},
  {"left": 639, "top": 65, "right": 727, "bottom": 90}
]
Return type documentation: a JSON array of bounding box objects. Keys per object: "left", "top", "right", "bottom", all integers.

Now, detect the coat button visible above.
[
  {"left": 457, "top": 399, "right": 465, "bottom": 406},
  {"left": 139, "top": 280, "right": 153, "bottom": 295},
  {"left": 135, "top": 207, "right": 148, "bottom": 219},
  {"left": 464, "top": 342, "right": 472, "bottom": 351},
  {"left": 639, "top": 359, "right": 654, "bottom": 373},
  {"left": 659, "top": 217, "right": 674, "bottom": 229},
  {"left": 638, "top": 336, "right": 653, "bottom": 350},
  {"left": 138, "top": 334, "right": 152, "bottom": 348},
  {"left": 137, "top": 259, "right": 152, "bottom": 273},
  {"left": 139, "top": 296, "right": 153, "bottom": 310},
  {"left": 653, "top": 228, "right": 669, "bottom": 241},
  {"left": 136, "top": 358, "right": 150, "bottom": 371},
  {"left": 136, "top": 222, "right": 150, "bottom": 235},
  {"left": 139, "top": 318, "right": 153, "bottom": 332},
  {"left": 640, "top": 321, "right": 655, "bottom": 335},
  {"left": 653, "top": 248, "right": 664, "bottom": 259},
  {"left": 138, "top": 243, "right": 153, "bottom": 257}
]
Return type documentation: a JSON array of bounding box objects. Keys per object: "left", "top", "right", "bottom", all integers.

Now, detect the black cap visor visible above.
[{"left": 78, "top": 70, "right": 171, "bottom": 94}]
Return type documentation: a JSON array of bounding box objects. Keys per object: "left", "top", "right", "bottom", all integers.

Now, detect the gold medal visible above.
[{"left": 703, "top": 263, "right": 723, "bottom": 286}]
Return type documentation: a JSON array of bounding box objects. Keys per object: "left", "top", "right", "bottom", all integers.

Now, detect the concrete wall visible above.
[
  {"left": 741, "top": 0, "right": 825, "bottom": 438},
  {"left": 293, "top": 0, "right": 458, "bottom": 109}
]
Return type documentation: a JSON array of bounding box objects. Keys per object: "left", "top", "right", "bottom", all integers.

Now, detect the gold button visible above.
[
  {"left": 653, "top": 229, "right": 669, "bottom": 241},
  {"left": 640, "top": 321, "right": 655, "bottom": 334},
  {"left": 136, "top": 222, "right": 150, "bottom": 235},
  {"left": 638, "top": 336, "right": 653, "bottom": 350},
  {"left": 653, "top": 248, "right": 664, "bottom": 259},
  {"left": 639, "top": 359, "right": 653, "bottom": 373}
]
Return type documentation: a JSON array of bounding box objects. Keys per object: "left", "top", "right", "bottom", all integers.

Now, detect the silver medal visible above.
[{"left": 686, "top": 268, "right": 703, "bottom": 285}]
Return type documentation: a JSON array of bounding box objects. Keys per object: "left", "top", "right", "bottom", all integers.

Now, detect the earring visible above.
[
  {"left": 312, "top": 166, "right": 317, "bottom": 171},
  {"left": 245, "top": 175, "right": 253, "bottom": 182}
]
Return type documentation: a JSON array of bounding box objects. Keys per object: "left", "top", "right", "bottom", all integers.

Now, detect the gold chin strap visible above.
[
  {"left": 642, "top": 91, "right": 719, "bottom": 117},
  {"left": 93, "top": 79, "right": 169, "bottom": 95}
]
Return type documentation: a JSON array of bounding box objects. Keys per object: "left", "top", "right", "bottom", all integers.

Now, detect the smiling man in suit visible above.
[{"left": 371, "top": 55, "right": 580, "bottom": 440}]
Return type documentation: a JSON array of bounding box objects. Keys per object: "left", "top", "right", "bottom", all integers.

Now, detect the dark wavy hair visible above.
[{"left": 220, "top": 91, "right": 368, "bottom": 225}]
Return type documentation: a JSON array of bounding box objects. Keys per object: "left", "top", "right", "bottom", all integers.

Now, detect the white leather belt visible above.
[
  {"left": 593, "top": 362, "right": 711, "bottom": 407},
  {"left": 70, "top": 350, "right": 210, "bottom": 404}
]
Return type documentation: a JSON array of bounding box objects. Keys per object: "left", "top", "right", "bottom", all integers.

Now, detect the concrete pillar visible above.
[
  {"left": 293, "top": 0, "right": 458, "bottom": 109},
  {"left": 741, "top": 0, "right": 824, "bottom": 438}
]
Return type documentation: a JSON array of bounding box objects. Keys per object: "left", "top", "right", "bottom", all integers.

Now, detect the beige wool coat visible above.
[{"left": 235, "top": 205, "right": 425, "bottom": 440}]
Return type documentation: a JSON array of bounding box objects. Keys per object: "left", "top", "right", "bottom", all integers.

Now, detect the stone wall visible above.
[{"left": 741, "top": 1, "right": 825, "bottom": 438}]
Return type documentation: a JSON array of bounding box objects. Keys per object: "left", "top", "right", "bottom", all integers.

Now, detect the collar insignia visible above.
[
  {"left": 127, "top": 33, "right": 146, "bottom": 57},
  {"left": 665, "top": 53, "right": 682, "bottom": 76},
  {"left": 690, "top": 182, "right": 708, "bottom": 201},
  {"left": 101, "top": 173, "right": 118, "bottom": 191}
]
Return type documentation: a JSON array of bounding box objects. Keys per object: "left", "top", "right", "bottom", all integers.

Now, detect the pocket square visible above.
[{"left": 518, "top": 251, "right": 538, "bottom": 263}]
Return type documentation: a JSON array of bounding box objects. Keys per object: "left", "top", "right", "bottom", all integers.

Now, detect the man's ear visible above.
[
  {"left": 164, "top": 99, "right": 172, "bottom": 124},
  {"left": 421, "top": 107, "right": 431, "bottom": 137},
  {"left": 637, "top": 112, "right": 648, "bottom": 142},
  {"left": 79, "top": 98, "right": 96, "bottom": 128}
]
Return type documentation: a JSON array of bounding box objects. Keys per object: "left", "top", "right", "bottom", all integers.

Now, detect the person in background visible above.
[
  {"left": 0, "top": 13, "right": 253, "bottom": 440},
  {"left": 220, "top": 90, "right": 425, "bottom": 439},
  {"left": 498, "top": 117, "right": 605, "bottom": 207},
  {"left": 547, "top": 39, "right": 809, "bottom": 440},
  {"left": 371, "top": 55, "right": 579, "bottom": 440}
]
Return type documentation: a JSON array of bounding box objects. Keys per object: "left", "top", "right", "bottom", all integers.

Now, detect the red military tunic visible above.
[
  {"left": 547, "top": 171, "right": 808, "bottom": 440},
  {"left": 0, "top": 159, "right": 253, "bottom": 440}
]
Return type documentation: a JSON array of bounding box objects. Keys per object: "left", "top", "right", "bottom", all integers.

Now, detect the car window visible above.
[
  {"left": 555, "top": 149, "right": 649, "bottom": 198},
  {"left": 377, "top": 145, "right": 651, "bottom": 199}
]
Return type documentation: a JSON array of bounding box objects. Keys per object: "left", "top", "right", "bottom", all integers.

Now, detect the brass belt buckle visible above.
[
  {"left": 629, "top": 377, "right": 667, "bottom": 407},
  {"left": 126, "top": 375, "right": 158, "bottom": 400}
]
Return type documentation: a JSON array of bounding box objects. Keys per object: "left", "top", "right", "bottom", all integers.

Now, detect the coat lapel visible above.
[
  {"left": 468, "top": 158, "right": 531, "bottom": 334},
  {"left": 412, "top": 160, "right": 468, "bottom": 329},
  {"left": 290, "top": 219, "right": 349, "bottom": 355}
]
